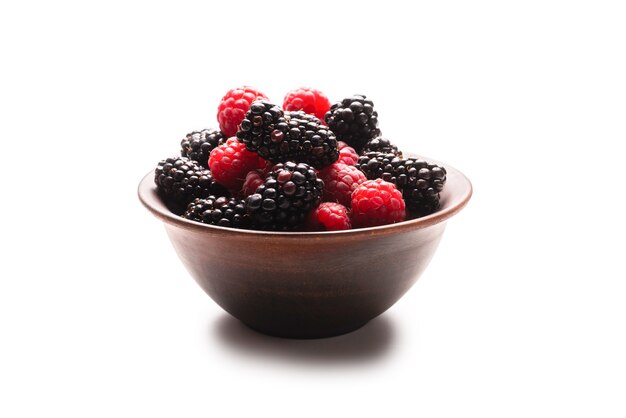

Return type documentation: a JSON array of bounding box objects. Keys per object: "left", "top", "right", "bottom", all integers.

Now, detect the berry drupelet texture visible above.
[
  {"left": 180, "top": 129, "right": 226, "bottom": 168},
  {"left": 217, "top": 86, "right": 268, "bottom": 137},
  {"left": 318, "top": 162, "right": 367, "bottom": 207},
  {"left": 283, "top": 87, "right": 331, "bottom": 121},
  {"left": 307, "top": 202, "right": 351, "bottom": 231},
  {"left": 245, "top": 162, "right": 324, "bottom": 230},
  {"left": 350, "top": 179, "right": 406, "bottom": 227},
  {"left": 283, "top": 110, "right": 339, "bottom": 167},
  {"left": 336, "top": 141, "right": 360, "bottom": 166},
  {"left": 154, "top": 156, "right": 230, "bottom": 211},
  {"left": 242, "top": 169, "right": 266, "bottom": 197},
  {"left": 362, "top": 136, "right": 402, "bottom": 157},
  {"left": 237, "top": 101, "right": 338, "bottom": 168},
  {"left": 236, "top": 100, "right": 284, "bottom": 158},
  {"left": 208, "top": 137, "right": 265, "bottom": 190},
  {"left": 355, "top": 152, "right": 447, "bottom": 215},
  {"left": 324, "top": 94, "right": 380, "bottom": 153},
  {"left": 183, "top": 196, "right": 250, "bottom": 229}
]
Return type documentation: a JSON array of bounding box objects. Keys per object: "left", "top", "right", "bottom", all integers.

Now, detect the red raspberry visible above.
[
  {"left": 318, "top": 163, "right": 367, "bottom": 207},
  {"left": 351, "top": 179, "right": 406, "bottom": 227},
  {"left": 208, "top": 138, "right": 265, "bottom": 190},
  {"left": 283, "top": 87, "right": 331, "bottom": 121},
  {"left": 259, "top": 159, "right": 275, "bottom": 175},
  {"left": 337, "top": 143, "right": 359, "bottom": 166},
  {"left": 242, "top": 169, "right": 265, "bottom": 197},
  {"left": 217, "top": 86, "right": 268, "bottom": 137},
  {"left": 307, "top": 202, "right": 351, "bottom": 231}
]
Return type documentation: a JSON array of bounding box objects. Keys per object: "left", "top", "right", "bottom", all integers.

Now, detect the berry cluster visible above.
[{"left": 153, "top": 86, "right": 447, "bottom": 231}]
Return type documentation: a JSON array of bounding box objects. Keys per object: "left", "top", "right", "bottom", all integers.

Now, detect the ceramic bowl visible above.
[{"left": 138, "top": 155, "right": 472, "bottom": 338}]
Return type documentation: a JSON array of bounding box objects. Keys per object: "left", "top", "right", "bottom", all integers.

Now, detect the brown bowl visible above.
[{"left": 138, "top": 155, "right": 472, "bottom": 338}]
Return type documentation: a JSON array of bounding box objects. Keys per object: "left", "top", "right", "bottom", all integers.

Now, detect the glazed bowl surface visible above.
[{"left": 138, "top": 155, "right": 472, "bottom": 338}]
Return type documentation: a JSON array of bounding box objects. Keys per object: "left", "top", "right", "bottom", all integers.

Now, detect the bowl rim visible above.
[{"left": 138, "top": 154, "right": 472, "bottom": 237}]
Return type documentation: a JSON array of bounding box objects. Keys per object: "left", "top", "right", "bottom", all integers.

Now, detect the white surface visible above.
[{"left": 1, "top": 1, "right": 625, "bottom": 416}]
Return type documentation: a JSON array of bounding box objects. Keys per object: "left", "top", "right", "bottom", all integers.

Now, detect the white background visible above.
[{"left": 1, "top": 0, "right": 625, "bottom": 416}]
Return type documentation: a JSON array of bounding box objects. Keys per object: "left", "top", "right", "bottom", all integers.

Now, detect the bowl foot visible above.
[{"left": 241, "top": 320, "right": 371, "bottom": 339}]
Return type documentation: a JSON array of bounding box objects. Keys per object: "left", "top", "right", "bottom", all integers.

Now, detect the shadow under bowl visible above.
[{"left": 138, "top": 155, "right": 472, "bottom": 338}]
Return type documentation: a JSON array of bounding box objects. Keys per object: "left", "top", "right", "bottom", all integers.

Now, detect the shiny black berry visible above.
[
  {"left": 154, "top": 156, "right": 229, "bottom": 212},
  {"left": 183, "top": 196, "right": 250, "bottom": 229},
  {"left": 245, "top": 162, "right": 324, "bottom": 230},
  {"left": 355, "top": 152, "right": 446, "bottom": 215},
  {"left": 362, "top": 136, "right": 402, "bottom": 157},
  {"left": 180, "top": 129, "right": 226, "bottom": 168},
  {"left": 236, "top": 101, "right": 338, "bottom": 168},
  {"left": 324, "top": 94, "right": 380, "bottom": 152}
]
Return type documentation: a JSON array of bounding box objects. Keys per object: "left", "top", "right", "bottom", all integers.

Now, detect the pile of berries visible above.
[{"left": 154, "top": 86, "right": 447, "bottom": 231}]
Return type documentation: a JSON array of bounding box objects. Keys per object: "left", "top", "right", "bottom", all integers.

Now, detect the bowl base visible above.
[{"left": 241, "top": 319, "right": 371, "bottom": 339}]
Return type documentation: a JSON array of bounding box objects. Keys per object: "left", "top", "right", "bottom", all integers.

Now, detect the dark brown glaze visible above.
[{"left": 138, "top": 155, "right": 472, "bottom": 338}]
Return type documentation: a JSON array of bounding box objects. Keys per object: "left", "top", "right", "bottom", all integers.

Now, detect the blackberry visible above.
[
  {"left": 154, "top": 156, "right": 229, "bottom": 212},
  {"left": 180, "top": 128, "right": 226, "bottom": 168},
  {"left": 183, "top": 196, "right": 250, "bottom": 229},
  {"left": 284, "top": 111, "right": 339, "bottom": 167},
  {"left": 236, "top": 101, "right": 338, "bottom": 168},
  {"left": 355, "top": 152, "right": 446, "bottom": 215},
  {"left": 285, "top": 110, "right": 319, "bottom": 124},
  {"left": 362, "top": 136, "right": 402, "bottom": 157},
  {"left": 324, "top": 94, "right": 380, "bottom": 153},
  {"left": 245, "top": 162, "right": 324, "bottom": 230},
  {"left": 236, "top": 100, "right": 284, "bottom": 156}
]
